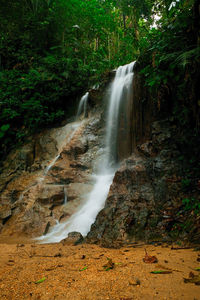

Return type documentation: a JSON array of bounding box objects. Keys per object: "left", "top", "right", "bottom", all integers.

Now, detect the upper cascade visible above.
[
  {"left": 76, "top": 92, "right": 89, "bottom": 119},
  {"left": 105, "top": 61, "right": 135, "bottom": 169}
]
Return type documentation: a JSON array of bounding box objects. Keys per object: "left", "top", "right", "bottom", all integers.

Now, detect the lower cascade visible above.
[{"left": 36, "top": 62, "right": 135, "bottom": 243}]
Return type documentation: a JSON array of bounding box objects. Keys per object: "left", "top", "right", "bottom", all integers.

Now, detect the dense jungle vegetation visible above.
[{"left": 0, "top": 0, "right": 199, "bottom": 163}]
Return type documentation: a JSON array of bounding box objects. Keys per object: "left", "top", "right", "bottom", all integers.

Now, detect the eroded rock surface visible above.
[
  {"left": 0, "top": 108, "right": 104, "bottom": 240},
  {"left": 87, "top": 120, "right": 200, "bottom": 247}
]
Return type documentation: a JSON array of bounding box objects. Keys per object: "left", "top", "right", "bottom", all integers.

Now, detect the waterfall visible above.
[
  {"left": 63, "top": 187, "right": 67, "bottom": 205},
  {"left": 36, "top": 62, "right": 135, "bottom": 243},
  {"left": 44, "top": 155, "right": 60, "bottom": 175},
  {"left": 76, "top": 92, "right": 89, "bottom": 119},
  {"left": 105, "top": 61, "right": 135, "bottom": 168}
]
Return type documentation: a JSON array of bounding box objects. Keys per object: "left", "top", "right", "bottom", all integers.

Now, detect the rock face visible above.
[
  {"left": 86, "top": 120, "right": 198, "bottom": 247},
  {"left": 0, "top": 104, "right": 105, "bottom": 240},
  {"left": 0, "top": 68, "right": 199, "bottom": 246}
]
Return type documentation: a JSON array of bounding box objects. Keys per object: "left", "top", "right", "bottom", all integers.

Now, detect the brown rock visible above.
[
  {"left": 37, "top": 186, "right": 65, "bottom": 206},
  {"left": 61, "top": 231, "right": 83, "bottom": 245},
  {"left": 0, "top": 205, "right": 12, "bottom": 221}
]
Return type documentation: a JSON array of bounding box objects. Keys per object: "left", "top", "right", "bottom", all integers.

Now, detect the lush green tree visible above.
[{"left": 0, "top": 0, "right": 199, "bottom": 161}]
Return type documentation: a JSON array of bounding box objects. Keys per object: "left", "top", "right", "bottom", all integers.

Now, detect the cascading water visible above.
[
  {"left": 18, "top": 121, "right": 83, "bottom": 202},
  {"left": 63, "top": 187, "right": 67, "bottom": 205},
  {"left": 76, "top": 92, "right": 89, "bottom": 119},
  {"left": 44, "top": 155, "right": 60, "bottom": 175},
  {"left": 105, "top": 61, "right": 135, "bottom": 168},
  {"left": 36, "top": 62, "right": 135, "bottom": 243}
]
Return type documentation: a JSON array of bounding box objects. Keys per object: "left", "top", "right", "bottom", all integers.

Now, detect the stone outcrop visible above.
[
  {"left": 86, "top": 120, "right": 198, "bottom": 247},
  {"left": 0, "top": 106, "right": 104, "bottom": 240},
  {"left": 61, "top": 231, "right": 83, "bottom": 245}
]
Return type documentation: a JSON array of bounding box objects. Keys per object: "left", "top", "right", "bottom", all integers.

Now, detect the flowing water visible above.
[
  {"left": 76, "top": 92, "right": 89, "bottom": 119},
  {"left": 105, "top": 61, "right": 135, "bottom": 168},
  {"left": 18, "top": 121, "right": 83, "bottom": 202},
  {"left": 64, "top": 187, "right": 67, "bottom": 205},
  {"left": 43, "top": 121, "right": 82, "bottom": 176},
  {"left": 44, "top": 155, "right": 60, "bottom": 175},
  {"left": 37, "top": 62, "right": 135, "bottom": 243}
]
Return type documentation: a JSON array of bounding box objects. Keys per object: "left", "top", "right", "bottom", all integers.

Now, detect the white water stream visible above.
[
  {"left": 37, "top": 62, "right": 135, "bottom": 243},
  {"left": 44, "top": 155, "right": 60, "bottom": 175},
  {"left": 76, "top": 92, "right": 89, "bottom": 119},
  {"left": 18, "top": 121, "right": 82, "bottom": 202}
]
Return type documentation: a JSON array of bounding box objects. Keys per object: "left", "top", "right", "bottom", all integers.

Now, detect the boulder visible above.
[{"left": 61, "top": 231, "right": 83, "bottom": 245}]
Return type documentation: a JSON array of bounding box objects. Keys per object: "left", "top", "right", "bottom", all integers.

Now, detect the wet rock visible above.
[
  {"left": 0, "top": 110, "right": 102, "bottom": 239},
  {"left": 18, "top": 145, "right": 35, "bottom": 170},
  {"left": 0, "top": 205, "right": 12, "bottom": 221},
  {"left": 152, "top": 120, "right": 172, "bottom": 151},
  {"left": 43, "top": 221, "right": 51, "bottom": 235},
  {"left": 66, "top": 183, "right": 93, "bottom": 202},
  {"left": 61, "top": 231, "right": 83, "bottom": 245},
  {"left": 69, "top": 163, "right": 89, "bottom": 171},
  {"left": 86, "top": 153, "right": 155, "bottom": 247},
  {"left": 65, "top": 137, "right": 88, "bottom": 158},
  {"left": 87, "top": 120, "right": 188, "bottom": 247},
  {"left": 137, "top": 141, "right": 156, "bottom": 157},
  {"left": 37, "top": 186, "right": 65, "bottom": 206}
]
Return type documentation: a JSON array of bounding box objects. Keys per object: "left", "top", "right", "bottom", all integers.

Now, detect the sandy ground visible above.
[{"left": 0, "top": 241, "right": 199, "bottom": 300}]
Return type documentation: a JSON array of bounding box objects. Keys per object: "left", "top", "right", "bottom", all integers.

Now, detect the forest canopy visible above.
[{"left": 0, "top": 0, "right": 199, "bottom": 157}]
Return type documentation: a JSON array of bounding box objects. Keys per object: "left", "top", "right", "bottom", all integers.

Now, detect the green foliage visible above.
[
  {"left": 138, "top": 0, "right": 200, "bottom": 157},
  {"left": 0, "top": 0, "right": 199, "bottom": 162},
  {"left": 181, "top": 178, "right": 192, "bottom": 191},
  {"left": 182, "top": 198, "right": 200, "bottom": 215},
  {"left": 0, "top": 124, "right": 10, "bottom": 139},
  {"left": 0, "top": 56, "right": 92, "bottom": 156},
  {"left": 0, "top": 0, "right": 134, "bottom": 157}
]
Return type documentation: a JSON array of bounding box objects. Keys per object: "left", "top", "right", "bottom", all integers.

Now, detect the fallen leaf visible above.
[
  {"left": 156, "top": 264, "right": 172, "bottom": 270},
  {"left": 54, "top": 253, "right": 62, "bottom": 257},
  {"left": 184, "top": 272, "right": 200, "bottom": 285},
  {"left": 35, "top": 277, "right": 47, "bottom": 284},
  {"left": 45, "top": 264, "right": 63, "bottom": 271},
  {"left": 103, "top": 258, "right": 115, "bottom": 271},
  {"left": 79, "top": 266, "right": 87, "bottom": 271},
  {"left": 171, "top": 246, "right": 192, "bottom": 250},
  {"left": 129, "top": 279, "right": 141, "bottom": 286},
  {"left": 156, "top": 264, "right": 181, "bottom": 273},
  {"left": 143, "top": 249, "right": 158, "bottom": 264},
  {"left": 6, "top": 262, "right": 14, "bottom": 266},
  {"left": 151, "top": 270, "right": 172, "bottom": 274}
]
